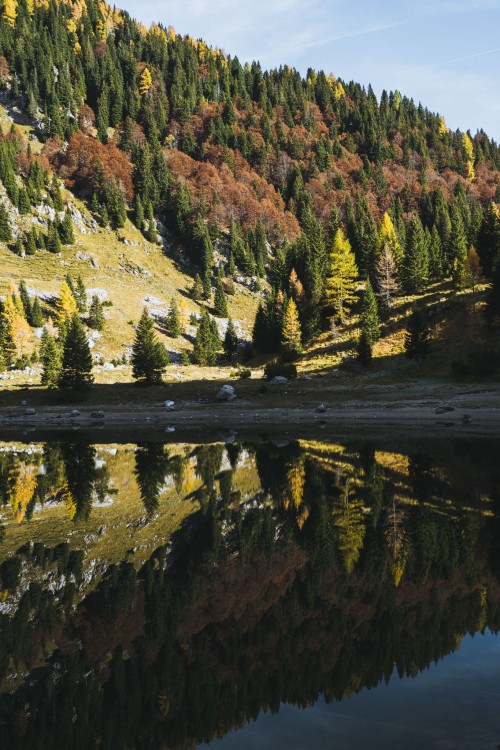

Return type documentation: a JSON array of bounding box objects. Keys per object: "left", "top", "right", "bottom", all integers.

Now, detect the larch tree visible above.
[
  {"left": 281, "top": 298, "right": 303, "bottom": 360},
  {"left": 376, "top": 243, "right": 399, "bottom": 308},
  {"left": 324, "top": 228, "right": 358, "bottom": 324},
  {"left": 55, "top": 281, "right": 78, "bottom": 325}
]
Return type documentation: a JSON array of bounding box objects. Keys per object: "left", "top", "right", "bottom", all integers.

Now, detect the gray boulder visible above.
[
  {"left": 164, "top": 400, "right": 175, "bottom": 411},
  {"left": 269, "top": 376, "right": 289, "bottom": 385},
  {"left": 216, "top": 384, "right": 236, "bottom": 401}
]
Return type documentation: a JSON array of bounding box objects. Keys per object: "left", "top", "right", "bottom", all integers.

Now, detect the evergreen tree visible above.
[
  {"left": 165, "top": 298, "right": 182, "bottom": 338},
  {"left": 405, "top": 308, "right": 431, "bottom": 361},
  {"left": 133, "top": 195, "right": 145, "bottom": 230},
  {"left": 132, "top": 308, "right": 169, "bottom": 384},
  {"left": 75, "top": 276, "right": 87, "bottom": 313},
  {"left": 18, "top": 281, "right": 32, "bottom": 324},
  {"left": 402, "top": 213, "right": 428, "bottom": 293},
  {"left": 214, "top": 278, "right": 229, "bottom": 317},
  {"left": 324, "top": 228, "right": 358, "bottom": 323},
  {"left": 193, "top": 308, "right": 220, "bottom": 365},
  {"left": 47, "top": 223, "right": 62, "bottom": 254},
  {"left": 191, "top": 274, "right": 204, "bottom": 301},
  {"left": 0, "top": 203, "right": 12, "bottom": 242},
  {"left": 357, "top": 328, "right": 372, "bottom": 366},
  {"left": 281, "top": 298, "right": 303, "bottom": 360},
  {"left": 448, "top": 206, "right": 468, "bottom": 289},
  {"left": 40, "top": 329, "right": 61, "bottom": 388},
  {"left": 360, "top": 280, "right": 380, "bottom": 343},
  {"left": 18, "top": 188, "right": 30, "bottom": 215},
  {"left": 486, "top": 260, "right": 500, "bottom": 326},
  {"left": 87, "top": 295, "right": 105, "bottom": 331},
  {"left": 31, "top": 298, "right": 43, "bottom": 327},
  {"left": 59, "top": 315, "right": 94, "bottom": 390},
  {"left": 59, "top": 212, "right": 75, "bottom": 245},
  {"left": 25, "top": 230, "right": 37, "bottom": 256},
  {"left": 223, "top": 318, "right": 239, "bottom": 359}
]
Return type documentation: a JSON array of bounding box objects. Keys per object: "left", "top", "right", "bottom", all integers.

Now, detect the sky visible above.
[{"left": 118, "top": 0, "right": 500, "bottom": 141}]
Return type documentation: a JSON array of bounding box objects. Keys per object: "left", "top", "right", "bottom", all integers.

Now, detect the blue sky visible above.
[{"left": 119, "top": 0, "right": 500, "bottom": 141}]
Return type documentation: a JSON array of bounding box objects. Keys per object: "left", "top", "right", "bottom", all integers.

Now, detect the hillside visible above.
[{"left": 0, "top": 0, "right": 499, "bottom": 389}]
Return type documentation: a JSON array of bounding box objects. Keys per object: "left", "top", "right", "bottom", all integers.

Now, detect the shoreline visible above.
[{"left": 1, "top": 386, "right": 500, "bottom": 439}]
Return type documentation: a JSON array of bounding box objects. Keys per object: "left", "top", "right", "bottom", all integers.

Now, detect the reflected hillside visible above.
[{"left": 0, "top": 436, "right": 499, "bottom": 749}]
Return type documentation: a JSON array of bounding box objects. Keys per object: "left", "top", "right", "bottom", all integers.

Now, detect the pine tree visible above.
[
  {"left": 193, "top": 308, "right": 220, "bottom": 365},
  {"left": 360, "top": 280, "right": 380, "bottom": 343},
  {"left": 40, "top": 328, "right": 61, "bottom": 388},
  {"left": 402, "top": 213, "right": 428, "bottom": 293},
  {"left": 376, "top": 243, "right": 399, "bottom": 308},
  {"left": 59, "top": 212, "right": 75, "bottom": 245},
  {"left": 214, "top": 278, "right": 229, "bottom": 317},
  {"left": 59, "top": 315, "right": 94, "bottom": 390},
  {"left": 87, "top": 295, "right": 105, "bottom": 331},
  {"left": 404, "top": 307, "right": 431, "bottom": 361},
  {"left": 165, "top": 298, "right": 182, "bottom": 337},
  {"left": 223, "top": 318, "right": 239, "bottom": 359},
  {"left": 0, "top": 203, "right": 12, "bottom": 242},
  {"left": 324, "top": 228, "right": 358, "bottom": 323},
  {"left": 281, "top": 298, "right": 303, "bottom": 360},
  {"left": 132, "top": 308, "right": 169, "bottom": 384}
]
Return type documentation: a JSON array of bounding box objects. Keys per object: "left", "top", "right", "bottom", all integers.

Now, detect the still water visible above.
[{"left": 0, "top": 434, "right": 499, "bottom": 749}]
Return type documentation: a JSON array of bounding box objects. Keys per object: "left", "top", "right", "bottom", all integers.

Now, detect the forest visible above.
[{"left": 0, "top": 0, "right": 499, "bottom": 378}]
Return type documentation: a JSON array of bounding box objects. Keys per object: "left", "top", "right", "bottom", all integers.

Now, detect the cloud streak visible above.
[{"left": 421, "top": 47, "right": 500, "bottom": 68}]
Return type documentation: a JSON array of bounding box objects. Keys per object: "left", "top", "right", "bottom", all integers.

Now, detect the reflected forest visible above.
[{"left": 0, "top": 435, "right": 500, "bottom": 749}]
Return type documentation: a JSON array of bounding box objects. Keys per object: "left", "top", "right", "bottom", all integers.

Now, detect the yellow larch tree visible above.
[
  {"left": 2, "top": 0, "right": 17, "bottom": 27},
  {"left": 139, "top": 67, "right": 153, "bottom": 96},
  {"left": 55, "top": 280, "right": 78, "bottom": 324},
  {"left": 378, "top": 212, "right": 402, "bottom": 266},
  {"left": 8, "top": 462, "right": 37, "bottom": 523},
  {"left": 324, "top": 228, "right": 358, "bottom": 323},
  {"left": 462, "top": 133, "right": 475, "bottom": 181}
]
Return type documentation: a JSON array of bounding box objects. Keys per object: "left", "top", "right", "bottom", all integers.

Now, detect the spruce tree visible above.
[
  {"left": 402, "top": 213, "right": 428, "bottom": 293},
  {"left": 18, "top": 188, "right": 30, "bottom": 215},
  {"left": 31, "top": 298, "right": 43, "bottom": 327},
  {"left": 59, "top": 212, "right": 75, "bottom": 245},
  {"left": 59, "top": 315, "right": 94, "bottom": 390},
  {"left": 165, "top": 298, "right": 182, "bottom": 337},
  {"left": 360, "top": 280, "right": 380, "bottom": 343},
  {"left": 191, "top": 274, "right": 204, "bottom": 301},
  {"left": 75, "top": 276, "right": 87, "bottom": 313},
  {"left": 18, "top": 281, "right": 32, "bottom": 324},
  {"left": 404, "top": 308, "right": 431, "bottom": 361},
  {"left": 223, "top": 318, "right": 239, "bottom": 359},
  {"left": 357, "top": 328, "right": 372, "bottom": 366},
  {"left": 25, "top": 230, "right": 37, "bottom": 256},
  {"left": 133, "top": 194, "right": 145, "bottom": 230},
  {"left": 448, "top": 207, "right": 468, "bottom": 289},
  {"left": 214, "top": 278, "right": 228, "bottom": 317},
  {"left": 47, "top": 223, "right": 62, "bottom": 253},
  {"left": 193, "top": 308, "right": 220, "bottom": 365},
  {"left": 0, "top": 204, "right": 12, "bottom": 242},
  {"left": 132, "top": 308, "right": 169, "bottom": 384},
  {"left": 40, "top": 329, "right": 61, "bottom": 388},
  {"left": 87, "top": 295, "right": 105, "bottom": 331},
  {"left": 486, "top": 260, "right": 500, "bottom": 326}
]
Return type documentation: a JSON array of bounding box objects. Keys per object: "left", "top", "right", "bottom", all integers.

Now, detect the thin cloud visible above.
[
  {"left": 422, "top": 47, "right": 500, "bottom": 68},
  {"left": 285, "top": 20, "right": 407, "bottom": 53}
]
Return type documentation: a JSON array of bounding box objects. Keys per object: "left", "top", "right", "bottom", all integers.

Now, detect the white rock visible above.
[{"left": 216, "top": 384, "right": 236, "bottom": 401}]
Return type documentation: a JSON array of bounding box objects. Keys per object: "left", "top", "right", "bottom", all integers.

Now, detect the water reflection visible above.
[{"left": 0, "top": 436, "right": 499, "bottom": 749}]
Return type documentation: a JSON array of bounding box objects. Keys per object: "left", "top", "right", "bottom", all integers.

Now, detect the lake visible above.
[{"left": 0, "top": 432, "right": 499, "bottom": 749}]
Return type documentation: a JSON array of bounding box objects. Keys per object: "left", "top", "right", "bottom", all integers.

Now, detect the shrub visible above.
[{"left": 264, "top": 359, "right": 297, "bottom": 380}]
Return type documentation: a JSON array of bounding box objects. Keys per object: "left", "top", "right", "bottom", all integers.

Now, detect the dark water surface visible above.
[{"left": 0, "top": 433, "right": 499, "bottom": 749}]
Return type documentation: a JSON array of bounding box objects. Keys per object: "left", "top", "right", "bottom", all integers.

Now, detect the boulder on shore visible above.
[
  {"left": 216, "top": 384, "right": 236, "bottom": 401},
  {"left": 269, "top": 376, "right": 289, "bottom": 385}
]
